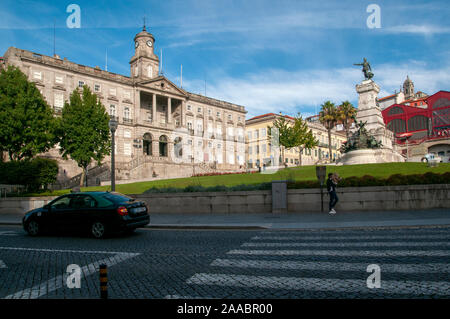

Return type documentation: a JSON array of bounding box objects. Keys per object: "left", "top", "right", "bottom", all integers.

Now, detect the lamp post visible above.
[{"left": 109, "top": 118, "right": 118, "bottom": 192}]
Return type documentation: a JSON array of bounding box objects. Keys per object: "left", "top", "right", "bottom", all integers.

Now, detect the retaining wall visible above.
[{"left": 1, "top": 184, "right": 448, "bottom": 216}]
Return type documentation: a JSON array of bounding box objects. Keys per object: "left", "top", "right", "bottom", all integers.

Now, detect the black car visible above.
[{"left": 22, "top": 192, "right": 150, "bottom": 238}]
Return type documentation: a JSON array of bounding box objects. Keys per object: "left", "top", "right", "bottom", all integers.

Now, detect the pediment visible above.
[{"left": 138, "top": 76, "right": 187, "bottom": 97}]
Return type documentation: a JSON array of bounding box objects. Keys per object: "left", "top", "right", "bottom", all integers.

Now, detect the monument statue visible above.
[
  {"left": 354, "top": 58, "right": 374, "bottom": 80},
  {"left": 336, "top": 59, "right": 405, "bottom": 165},
  {"left": 341, "top": 115, "right": 382, "bottom": 153}
]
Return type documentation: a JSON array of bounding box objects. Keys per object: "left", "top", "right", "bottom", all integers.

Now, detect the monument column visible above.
[{"left": 355, "top": 80, "right": 393, "bottom": 149}]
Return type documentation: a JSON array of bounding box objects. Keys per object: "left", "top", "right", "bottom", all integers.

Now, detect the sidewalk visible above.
[{"left": 1, "top": 209, "right": 450, "bottom": 230}]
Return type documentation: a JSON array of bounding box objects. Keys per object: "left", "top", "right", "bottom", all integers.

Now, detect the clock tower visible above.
[{"left": 130, "top": 25, "right": 159, "bottom": 80}]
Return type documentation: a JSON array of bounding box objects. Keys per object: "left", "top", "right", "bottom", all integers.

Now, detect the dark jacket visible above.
[{"left": 327, "top": 178, "right": 337, "bottom": 193}]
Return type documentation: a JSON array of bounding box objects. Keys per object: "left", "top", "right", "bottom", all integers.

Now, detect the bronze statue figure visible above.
[{"left": 354, "top": 58, "right": 374, "bottom": 80}]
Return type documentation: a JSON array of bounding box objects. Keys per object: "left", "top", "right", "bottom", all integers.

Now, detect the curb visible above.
[{"left": 2, "top": 222, "right": 450, "bottom": 231}]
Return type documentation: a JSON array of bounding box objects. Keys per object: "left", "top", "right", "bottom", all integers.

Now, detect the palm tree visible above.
[
  {"left": 319, "top": 101, "right": 339, "bottom": 162},
  {"left": 338, "top": 101, "right": 357, "bottom": 141}
]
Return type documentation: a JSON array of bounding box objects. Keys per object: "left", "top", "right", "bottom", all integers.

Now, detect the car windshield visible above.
[{"left": 101, "top": 192, "right": 133, "bottom": 204}]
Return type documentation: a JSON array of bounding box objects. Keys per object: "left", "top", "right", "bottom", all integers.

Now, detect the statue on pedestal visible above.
[
  {"left": 354, "top": 58, "right": 374, "bottom": 80},
  {"left": 341, "top": 115, "right": 382, "bottom": 153}
]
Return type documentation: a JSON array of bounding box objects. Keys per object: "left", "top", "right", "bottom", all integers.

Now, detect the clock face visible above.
[
  {"left": 135, "top": 41, "right": 139, "bottom": 48},
  {"left": 146, "top": 40, "right": 153, "bottom": 47}
]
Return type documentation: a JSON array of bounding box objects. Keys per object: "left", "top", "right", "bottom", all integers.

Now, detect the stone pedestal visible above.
[
  {"left": 355, "top": 80, "right": 393, "bottom": 150},
  {"left": 338, "top": 79, "right": 404, "bottom": 165}
]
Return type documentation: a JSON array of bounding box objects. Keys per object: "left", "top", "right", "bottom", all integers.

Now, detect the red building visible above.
[{"left": 381, "top": 90, "right": 450, "bottom": 161}]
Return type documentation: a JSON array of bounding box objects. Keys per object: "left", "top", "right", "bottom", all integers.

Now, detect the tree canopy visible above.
[
  {"left": 337, "top": 100, "right": 357, "bottom": 140},
  {"left": 0, "top": 66, "right": 57, "bottom": 160},
  {"left": 58, "top": 85, "right": 111, "bottom": 186},
  {"left": 268, "top": 113, "right": 318, "bottom": 166},
  {"left": 319, "top": 100, "right": 339, "bottom": 162}
]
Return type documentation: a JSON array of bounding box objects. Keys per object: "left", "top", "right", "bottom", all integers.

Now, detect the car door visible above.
[
  {"left": 69, "top": 194, "right": 97, "bottom": 230},
  {"left": 47, "top": 195, "right": 74, "bottom": 231}
]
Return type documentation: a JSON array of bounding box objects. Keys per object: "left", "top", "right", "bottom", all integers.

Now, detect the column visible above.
[
  {"left": 181, "top": 100, "right": 186, "bottom": 126},
  {"left": 167, "top": 97, "right": 172, "bottom": 124},
  {"left": 134, "top": 89, "right": 140, "bottom": 124},
  {"left": 152, "top": 93, "right": 157, "bottom": 124}
]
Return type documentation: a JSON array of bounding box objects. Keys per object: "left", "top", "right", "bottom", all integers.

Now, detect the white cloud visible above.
[
  {"left": 384, "top": 24, "right": 450, "bottom": 35},
  {"left": 183, "top": 61, "right": 450, "bottom": 119}
]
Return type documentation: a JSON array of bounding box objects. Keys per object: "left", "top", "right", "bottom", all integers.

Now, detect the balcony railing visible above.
[{"left": 122, "top": 118, "right": 133, "bottom": 125}]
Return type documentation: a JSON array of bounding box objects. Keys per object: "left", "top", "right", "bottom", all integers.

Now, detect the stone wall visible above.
[{"left": 1, "top": 184, "right": 448, "bottom": 216}]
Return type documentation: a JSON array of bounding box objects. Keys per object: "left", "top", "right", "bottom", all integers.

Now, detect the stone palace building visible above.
[{"left": 1, "top": 26, "right": 247, "bottom": 187}]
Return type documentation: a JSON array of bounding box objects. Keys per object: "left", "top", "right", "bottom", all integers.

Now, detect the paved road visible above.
[{"left": 0, "top": 225, "right": 449, "bottom": 299}]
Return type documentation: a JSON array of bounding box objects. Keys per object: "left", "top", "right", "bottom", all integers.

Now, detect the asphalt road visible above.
[{"left": 0, "top": 225, "right": 449, "bottom": 299}]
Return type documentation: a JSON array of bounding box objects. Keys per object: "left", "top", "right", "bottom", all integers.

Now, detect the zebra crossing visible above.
[{"left": 180, "top": 228, "right": 450, "bottom": 298}]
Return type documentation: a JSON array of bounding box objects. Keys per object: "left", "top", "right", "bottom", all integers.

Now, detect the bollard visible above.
[{"left": 99, "top": 264, "right": 108, "bottom": 299}]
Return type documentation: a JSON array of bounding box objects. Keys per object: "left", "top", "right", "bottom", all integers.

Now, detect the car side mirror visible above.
[{"left": 43, "top": 204, "right": 50, "bottom": 210}]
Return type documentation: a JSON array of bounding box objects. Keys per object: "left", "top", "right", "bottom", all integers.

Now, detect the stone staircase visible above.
[{"left": 52, "top": 163, "right": 110, "bottom": 190}]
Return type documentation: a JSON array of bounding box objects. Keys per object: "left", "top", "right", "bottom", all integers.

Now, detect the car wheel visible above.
[
  {"left": 27, "top": 220, "right": 40, "bottom": 236},
  {"left": 91, "top": 221, "right": 107, "bottom": 239},
  {"left": 421, "top": 157, "right": 428, "bottom": 163}
]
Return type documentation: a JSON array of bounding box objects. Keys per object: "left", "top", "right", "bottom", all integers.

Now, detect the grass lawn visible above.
[{"left": 23, "top": 162, "right": 450, "bottom": 197}]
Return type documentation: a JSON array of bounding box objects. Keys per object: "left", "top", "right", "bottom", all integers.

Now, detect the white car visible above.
[{"left": 421, "top": 153, "right": 442, "bottom": 163}]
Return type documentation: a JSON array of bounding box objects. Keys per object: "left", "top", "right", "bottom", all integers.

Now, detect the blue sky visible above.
[{"left": 1, "top": 0, "right": 449, "bottom": 118}]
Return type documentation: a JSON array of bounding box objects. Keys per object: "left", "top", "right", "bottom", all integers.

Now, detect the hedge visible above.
[
  {"left": 0, "top": 157, "right": 58, "bottom": 192},
  {"left": 287, "top": 172, "right": 450, "bottom": 189}
]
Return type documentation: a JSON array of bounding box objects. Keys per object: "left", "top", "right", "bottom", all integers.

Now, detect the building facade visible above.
[
  {"left": 378, "top": 76, "right": 428, "bottom": 110},
  {"left": 2, "top": 27, "right": 247, "bottom": 185},
  {"left": 382, "top": 90, "right": 450, "bottom": 162},
  {"left": 245, "top": 113, "right": 347, "bottom": 168}
]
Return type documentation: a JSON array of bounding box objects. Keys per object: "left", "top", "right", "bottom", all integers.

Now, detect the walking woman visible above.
[{"left": 327, "top": 173, "right": 340, "bottom": 214}]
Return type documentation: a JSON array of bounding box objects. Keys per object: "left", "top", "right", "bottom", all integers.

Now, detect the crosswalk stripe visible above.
[
  {"left": 0, "top": 231, "right": 19, "bottom": 236},
  {"left": 228, "top": 249, "right": 450, "bottom": 257},
  {"left": 210, "top": 259, "right": 450, "bottom": 273},
  {"left": 251, "top": 235, "right": 450, "bottom": 241},
  {"left": 3, "top": 252, "right": 139, "bottom": 299},
  {"left": 242, "top": 242, "right": 450, "bottom": 248},
  {"left": 186, "top": 273, "right": 450, "bottom": 295}
]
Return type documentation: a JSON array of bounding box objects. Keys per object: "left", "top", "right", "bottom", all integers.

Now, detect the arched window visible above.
[
  {"left": 143, "top": 133, "right": 152, "bottom": 156},
  {"left": 387, "top": 119, "right": 406, "bottom": 133},
  {"left": 174, "top": 137, "right": 182, "bottom": 158},
  {"left": 159, "top": 135, "right": 168, "bottom": 157}
]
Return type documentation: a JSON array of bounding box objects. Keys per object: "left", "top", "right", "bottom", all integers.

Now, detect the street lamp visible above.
[{"left": 109, "top": 118, "right": 118, "bottom": 192}]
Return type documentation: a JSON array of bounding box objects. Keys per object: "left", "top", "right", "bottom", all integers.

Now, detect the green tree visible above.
[
  {"left": 291, "top": 114, "right": 319, "bottom": 166},
  {"left": 267, "top": 115, "right": 293, "bottom": 167},
  {"left": 338, "top": 100, "right": 357, "bottom": 141},
  {"left": 58, "top": 85, "right": 111, "bottom": 187},
  {"left": 319, "top": 101, "right": 339, "bottom": 162},
  {"left": 0, "top": 66, "right": 57, "bottom": 160}
]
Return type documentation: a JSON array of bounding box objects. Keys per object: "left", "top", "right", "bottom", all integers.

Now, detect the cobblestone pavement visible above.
[{"left": 0, "top": 225, "right": 449, "bottom": 299}]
